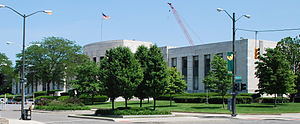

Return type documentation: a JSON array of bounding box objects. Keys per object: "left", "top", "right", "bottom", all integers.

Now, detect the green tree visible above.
[
  {"left": 100, "top": 47, "right": 143, "bottom": 109},
  {"left": 0, "top": 53, "right": 15, "bottom": 94},
  {"left": 145, "top": 45, "right": 169, "bottom": 110},
  {"left": 16, "top": 37, "right": 86, "bottom": 92},
  {"left": 72, "top": 60, "right": 103, "bottom": 105},
  {"left": 202, "top": 55, "right": 231, "bottom": 109},
  {"left": 134, "top": 45, "right": 150, "bottom": 107},
  {"left": 165, "top": 67, "right": 187, "bottom": 106},
  {"left": 275, "top": 36, "right": 300, "bottom": 102},
  {"left": 255, "top": 48, "right": 296, "bottom": 106}
]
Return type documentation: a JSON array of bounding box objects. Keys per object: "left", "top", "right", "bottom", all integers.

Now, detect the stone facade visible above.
[
  {"left": 83, "top": 40, "right": 152, "bottom": 62},
  {"left": 166, "top": 39, "right": 277, "bottom": 93}
]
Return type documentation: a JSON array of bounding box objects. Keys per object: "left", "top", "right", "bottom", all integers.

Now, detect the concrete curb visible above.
[{"left": 68, "top": 114, "right": 115, "bottom": 121}]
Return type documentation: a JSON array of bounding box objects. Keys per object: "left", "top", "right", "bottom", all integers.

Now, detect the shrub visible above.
[
  {"left": 57, "top": 96, "right": 70, "bottom": 102},
  {"left": 208, "top": 96, "right": 252, "bottom": 104},
  {"left": 13, "top": 95, "right": 22, "bottom": 102},
  {"left": 79, "top": 95, "right": 108, "bottom": 104},
  {"left": 95, "top": 107, "right": 171, "bottom": 115},
  {"left": 157, "top": 93, "right": 220, "bottom": 100},
  {"left": 0, "top": 93, "right": 14, "bottom": 99},
  {"left": 259, "top": 97, "right": 289, "bottom": 103},
  {"left": 35, "top": 99, "right": 53, "bottom": 106},
  {"left": 34, "top": 91, "right": 47, "bottom": 97},
  {"left": 47, "top": 89, "right": 63, "bottom": 95},
  {"left": 35, "top": 96, "right": 59, "bottom": 100},
  {"left": 156, "top": 93, "right": 184, "bottom": 100},
  {"left": 60, "top": 92, "right": 69, "bottom": 96},
  {"left": 68, "top": 89, "right": 76, "bottom": 97},
  {"left": 34, "top": 105, "right": 90, "bottom": 111},
  {"left": 173, "top": 97, "right": 206, "bottom": 103}
]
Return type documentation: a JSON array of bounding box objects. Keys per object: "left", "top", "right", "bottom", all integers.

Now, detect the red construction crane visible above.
[{"left": 168, "top": 2, "right": 194, "bottom": 45}]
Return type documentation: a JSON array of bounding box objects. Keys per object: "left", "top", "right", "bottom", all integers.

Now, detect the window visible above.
[
  {"left": 182, "top": 57, "right": 187, "bottom": 83},
  {"left": 100, "top": 56, "right": 104, "bottom": 61},
  {"left": 193, "top": 56, "right": 199, "bottom": 90},
  {"left": 204, "top": 54, "right": 210, "bottom": 77},
  {"left": 171, "top": 58, "right": 177, "bottom": 67},
  {"left": 93, "top": 57, "right": 97, "bottom": 62}
]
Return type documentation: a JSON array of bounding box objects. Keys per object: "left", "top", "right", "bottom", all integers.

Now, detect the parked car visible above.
[{"left": 6, "top": 99, "right": 17, "bottom": 104}]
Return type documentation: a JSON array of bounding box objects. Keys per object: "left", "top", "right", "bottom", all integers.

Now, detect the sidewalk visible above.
[
  {"left": 174, "top": 112, "right": 300, "bottom": 121},
  {"left": 68, "top": 112, "right": 300, "bottom": 123},
  {"left": 0, "top": 118, "right": 44, "bottom": 124}
]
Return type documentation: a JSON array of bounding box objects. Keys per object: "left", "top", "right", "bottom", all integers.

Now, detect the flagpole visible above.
[{"left": 101, "top": 17, "right": 103, "bottom": 41}]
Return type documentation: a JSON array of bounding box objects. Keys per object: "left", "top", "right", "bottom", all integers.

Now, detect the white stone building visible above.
[{"left": 83, "top": 39, "right": 277, "bottom": 93}]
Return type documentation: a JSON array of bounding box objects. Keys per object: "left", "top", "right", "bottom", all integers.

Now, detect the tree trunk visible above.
[
  {"left": 47, "top": 81, "right": 51, "bottom": 92},
  {"left": 290, "top": 94, "right": 295, "bottom": 103},
  {"left": 169, "top": 94, "right": 172, "bottom": 106},
  {"left": 148, "top": 97, "right": 150, "bottom": 103},
  {"left": 125, "top": 98, "right": 128, "bottom": 108},
  {"left": 274, "top": 94, "right": 277, "bottom": 107},
  {"left": 153, "top": 97, "right": 156, "bottom": 110},
  {"left": 112, "top": 98, "right": 115, "bottom": 110},
  {"left": 92, "top": 93, "right": 95, "bottom": 105},
  {"left": 222, "top": 95, "right": 225, "bottom": 109},
  {"left": 140, "top": 98, "right": 143, "bottom": 107}
]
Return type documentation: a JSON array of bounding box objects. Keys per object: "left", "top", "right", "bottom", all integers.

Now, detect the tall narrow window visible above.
[
  {"left": 182, "top": 57, "right": 187, "bottom": 83},
  {"left": 204, "top": 54, "right": 210, "bottom": 77},
  {"left": 171, "top": 58, "right": 177, "bottom": 67},
  {"left": 93, "top": 57, "right": 97, "bottom": 62},
  {"left": 193, "top": 56, "right": 199, "bottom": 90},
  {"left": 100, "top": 56, "right": 104, "bottom": 61}
]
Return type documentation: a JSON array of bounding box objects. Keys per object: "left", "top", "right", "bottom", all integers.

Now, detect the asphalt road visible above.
[{"left": 1, "top": 104, "right": 300, "bottom": 124}]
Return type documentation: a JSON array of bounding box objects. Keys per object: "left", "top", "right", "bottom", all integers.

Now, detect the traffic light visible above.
[
  {"left": 241, "top": 83, "right": 247, "bottom": 91},
  {"left": 234, "top": 83, "right": 240, "bottom": 91},
  {"left": 254, "top": 48, "right": 260, "bottom": 59}
]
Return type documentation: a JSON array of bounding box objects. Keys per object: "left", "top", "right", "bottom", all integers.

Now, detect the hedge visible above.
[
  {"left": 173, "top": 96, "right": 252, "bottom": 104},
  {"left": 157, "top": 93, "right": 221, "bottom": 100},
  {"left": 35, "top": 105, "right": 90, "bottom": 111},
  {"left": 79, "top": 95, "right": 108, "bottom": 104},
  {"left": 47, "top": 89, "right": 63, "bottom": 95},
  {"left": 60, "top": 92, "right": 69, "bottom": 96},
  {"left": 174, "top": 97, "right": 206, "bottom": 103},
  {"left": 95, "top": 107, "right": 171, "bottom": 115},
  {"left": 34, "top": 91, "right": 47, "bottom": 97},
  {"left": 35, "top": 96, "right": 60, "bottom": 100},
  {"left": 259, "top": 97, "right": 289, "bottom": 103},
  {"left": 0, "top": 94, "right": 18, "bottom": 99}
]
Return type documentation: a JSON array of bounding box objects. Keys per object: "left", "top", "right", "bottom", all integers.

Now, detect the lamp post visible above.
[
  {"left": 0, "top": 4, "right": 52, "bottom": 120},
  {"left": 217, "top": 8, "right": 250, "bottom": 117}
]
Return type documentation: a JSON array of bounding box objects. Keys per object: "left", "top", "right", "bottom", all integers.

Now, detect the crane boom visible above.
[{"left": 168, "top": 2, "right": 194, "bottom": 45}]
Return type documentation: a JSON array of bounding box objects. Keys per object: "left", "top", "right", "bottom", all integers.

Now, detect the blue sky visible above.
[{"left": 0, "top": 0, "right": 300, "bottom": 65}]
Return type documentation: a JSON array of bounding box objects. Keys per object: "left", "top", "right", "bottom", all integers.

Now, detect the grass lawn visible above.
[{"left": 87, "top": 100, "right": 300, "bottom": 114}]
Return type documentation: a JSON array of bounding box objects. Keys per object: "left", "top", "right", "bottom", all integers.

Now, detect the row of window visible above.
[
  {"left": 93, "top": 56, "right": 104, "bottom": 62},
  {"left": 171, "top": 53, "right": 223, "bottom": 90}
]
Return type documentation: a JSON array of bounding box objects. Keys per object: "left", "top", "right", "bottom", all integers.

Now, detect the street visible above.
[{"left": 1, "top": 104, "right": 300, "bottom": 124}]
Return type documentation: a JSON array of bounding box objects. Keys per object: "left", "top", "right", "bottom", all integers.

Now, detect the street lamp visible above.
[
  {"left": 217, "top": 8, "right": 250, "bottom": 117},
  {"left": 6, "top": 41, "right": 41, "bottom": 48},
  {"left": 0, "top": 4, "right": 52, "bottom": 120}
]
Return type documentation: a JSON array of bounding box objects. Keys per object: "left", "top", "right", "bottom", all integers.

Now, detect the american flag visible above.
[{"left": 102, "top": 13, "right": 111, "bottom": 20}]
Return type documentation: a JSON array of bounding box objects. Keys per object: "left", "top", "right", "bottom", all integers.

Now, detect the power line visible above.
[{"left": 237, "top": 28, "right": 300, "bottom": 33}]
